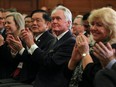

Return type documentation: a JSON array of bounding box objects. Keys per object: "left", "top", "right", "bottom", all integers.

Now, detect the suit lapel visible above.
[
  {"left": 36, "top": 31, "right": 48, "bottom": 46},
  {"left": 53, "top": 30, "right": 73, "bottom": 49}
]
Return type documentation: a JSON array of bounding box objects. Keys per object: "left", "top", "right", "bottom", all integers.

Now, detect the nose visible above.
[
  {"left": 90, "top": 24, "right": 97, "bottom": 30},
  {"left": 52, "top": 18, "right": 57, "bottom": 23},
  {"left": 33, "top": 20, "right": 37, "bottom": 25},
  {"left": 5, "top": 23, "right": 8, "bottom": 27},
  {"left": 72, "top": 25, "right": 75, "bottom": 30}
]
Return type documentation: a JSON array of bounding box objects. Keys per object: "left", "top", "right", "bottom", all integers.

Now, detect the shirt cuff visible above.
[
  {"left": 28, "top": 44, "right": 38, "bottom": 55},
  {"left": 106, "top": 59, "right": 116, "bottom": 69},
  {"left": 19, "top": 47, "right": 25, "bottom": 55}
]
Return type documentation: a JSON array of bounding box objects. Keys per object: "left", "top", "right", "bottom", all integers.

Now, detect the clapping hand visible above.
[
  {"left": 20, "top": 28, "right": 34, "bottom": 48},
  {"left": 93, "top": 42, "right": 116, "bottom": 67},
  {"left": 76, "top": 34, "right": 89, "bottom": 56},
  {"left": 6, "top": 34, "right": 23, "bottom": 53}
]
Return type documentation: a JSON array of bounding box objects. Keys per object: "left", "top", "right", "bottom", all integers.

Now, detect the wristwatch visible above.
[{"left": 82, "top": 53, "right": 89, "bottom": 57}]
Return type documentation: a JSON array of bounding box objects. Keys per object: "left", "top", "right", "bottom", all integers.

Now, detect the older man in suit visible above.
[{"left": 19, "top": 6, "right": 75, "bottom": 87}]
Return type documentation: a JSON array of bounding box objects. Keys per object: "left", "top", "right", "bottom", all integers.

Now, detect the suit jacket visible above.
[
  {"left": 0, "top": 28, "right": 7, "bottom": 40},
  {"left": 94, "top": 63, "right": 116, "bottom": 87},
  {"left": 15, "top": 30, "right": 55, "bottom": 83},
  {"left": 30, "top": 30, "right": 75, "bottom": 87},
  {"left": 0, "top": 43, "right": 18, "bottom": 79}
]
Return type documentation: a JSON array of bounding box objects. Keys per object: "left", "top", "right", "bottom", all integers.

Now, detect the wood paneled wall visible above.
[
  {"left": 0, "top": 0, "right": 37, "bottom": 15},
  {"left": 38, "top": 0, "right": 116, "bottom": 17},
  {"left": 0, "top": 0, "right": 116, "bottom": 18}
]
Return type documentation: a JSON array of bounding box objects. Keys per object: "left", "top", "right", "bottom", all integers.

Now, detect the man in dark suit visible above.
[
  {"left": 94, "top": 65, "right": 116, "bottom": 87},
  {"left": 20, "top": 6, "right": 75, "bottom": 87},
  {"left": 93, "top": 42, "right": 116, "bottom": 87},
  {"left": 0, "top": 10, "right": 55, "bottom": 87},
  {"left": 8, "top": 10, "right": 55, "bottom": 83}
]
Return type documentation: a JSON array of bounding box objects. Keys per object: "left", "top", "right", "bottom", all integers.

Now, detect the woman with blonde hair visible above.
[
  {"left": 0, "top": 12, "right": 25, "bottom": 79},
  {"left": 68, "top": 7, "right": 116, "bottom": 87}
]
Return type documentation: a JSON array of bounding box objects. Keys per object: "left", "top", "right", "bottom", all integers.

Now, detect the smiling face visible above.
[
  {"left": 90, "top": 19, "right": 110, "bottom": 42},
  {"left": 31, "top": 12, "right": 48, "bottom": 36},
  {"left": 5, "top": 16, "right": 18, "bottom": 36}
]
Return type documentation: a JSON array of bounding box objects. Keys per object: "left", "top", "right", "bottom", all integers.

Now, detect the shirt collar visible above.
[
  {"left": 34, "top": 32, "right": 44, "bottom": 41},
  {"left": 0, "top": 28, "right": 5, "bottom": 34},
  {"left": 57, "top": 30, "right": 69, "bottom": 40}
]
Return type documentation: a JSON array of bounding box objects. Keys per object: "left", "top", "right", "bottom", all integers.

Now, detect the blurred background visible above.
[{"left": 0, "top": 0, "right": 116, "bottom": 18}]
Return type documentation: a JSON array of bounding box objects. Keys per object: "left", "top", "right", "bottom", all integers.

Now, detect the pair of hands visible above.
[
  {"left": 93, "top": 42, "right": 116, "bottom": 67},
  {"left": 6, "top": 28, "right": 34, "bottom": 53},
  {"left": 69, "top": 34, "right": 115, "bottom": 69},
  {"left": 74, "top": 34, "right": 116, "bottom": 68},
  {"left": 68, "top": 34, "right": 89, "bottom": 70},
  {"left": 72, "top": 34, "right": 89, "bottom": 61}
]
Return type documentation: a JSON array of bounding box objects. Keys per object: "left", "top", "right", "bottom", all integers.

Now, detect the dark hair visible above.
[
  {"left": 30, "top": 9, "right": 51, "bottom": 21},
  {"left": 82, "top": 12, "right": 90, "bottom": 21}
]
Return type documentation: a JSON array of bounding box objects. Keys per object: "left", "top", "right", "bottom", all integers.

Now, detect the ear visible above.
[
  {"left": 16, "top": 24, "right": 19, "bottom": 30},
  {"left": 67, "top": 20, "right": 71, "bottom": 28},
  {"left": 45, "top": 21, "right": 51, "bottom": 29}
]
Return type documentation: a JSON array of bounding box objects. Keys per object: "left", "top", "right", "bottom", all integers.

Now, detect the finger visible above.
[
  {"left": 82, "top": 35, "right": 88, "bottom": 43},
  {"left": 77, "top": 35, "right": 83, "bottom": 44},
  {"left": 25, "top": 28, "right": 31, "bottom": 33},
  {"left": 79, "top": 35, "right": 83, "bottom": 43},
  {"left": 93, "top": 51, "right": 104, "bottom": 61},
  {"left": 106, "top": 42, "right": 112, "bottom": 51},
  {"left": 95, "top": 43, "right": 105, "bottom": 54},
  {"left": 93, "top": 46, "right": 100, "bottom": 54},
  {"left": 99, "top": 42, "right": 109, "bottom": 52},
  {"left": 15, "top": 36, "right": 21, "bottom": 42},
  {"left": 76, "top": 36, "right": 80, "bottom": 44},
  {"left": 20, "top": 31, "right": 28, "bottom": 39}
]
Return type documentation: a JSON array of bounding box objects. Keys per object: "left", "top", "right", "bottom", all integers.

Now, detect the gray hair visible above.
[
  {"left": 75, "top": 15, "right": 83, "bottom": 25},
  {"left": 51, "top": 5, "right": 72, "bottom": 29}
]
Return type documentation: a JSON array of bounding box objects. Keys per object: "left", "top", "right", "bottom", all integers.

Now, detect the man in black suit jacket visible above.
[
  {"left": 8, "top": 10, "right": 55, "bottom": 83},
  {"left": 93, "top": 42, "right": 116, "bottom": 87},
  {"left": 94, "top": 64, "right": 116, "bottom": 87},
  {"left": 0, "top": 10, "right": 55, "bottom": 87},
  {"left": 20, "top": 6, "right": 75, "bottom": 87}
]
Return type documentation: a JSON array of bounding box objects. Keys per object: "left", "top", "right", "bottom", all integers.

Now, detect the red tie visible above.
[
  {"left": 11, "top": 62, "right": 23, "bottom": 78},
  {"left": 12, "top": 68, "right": 21, "bottom": 77}
]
